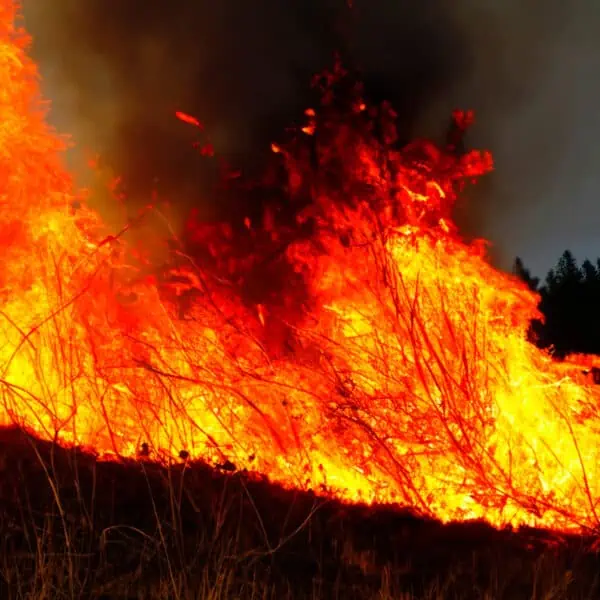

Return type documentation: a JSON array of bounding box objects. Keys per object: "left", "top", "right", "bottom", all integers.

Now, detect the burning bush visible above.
[{"left": 1, "top": 1, "right": 600, "bottom": 534}]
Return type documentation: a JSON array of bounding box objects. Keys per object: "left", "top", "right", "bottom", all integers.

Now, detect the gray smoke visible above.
[
  {"left": 21, "top": 0, "right": 600, "bottom": 275},
  {"left": 420, "top": 0, "right": 600, "bottom": 275}
]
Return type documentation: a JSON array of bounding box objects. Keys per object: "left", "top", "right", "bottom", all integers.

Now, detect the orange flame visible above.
[{"left": 2, "top": 1, "right": 600, "bottom": 534}]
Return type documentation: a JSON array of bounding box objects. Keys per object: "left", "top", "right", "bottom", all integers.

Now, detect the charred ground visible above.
[{"left": 0, "top": 426, "right": 599, "bottom": 599}]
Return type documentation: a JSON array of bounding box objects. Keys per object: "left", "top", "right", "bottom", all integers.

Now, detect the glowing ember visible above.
[
  {"left": 175, "top": 110, "right": 203, "bottom": 129},
  {"left": 2, "top": 1, "right": 600, "bottom": 533}
]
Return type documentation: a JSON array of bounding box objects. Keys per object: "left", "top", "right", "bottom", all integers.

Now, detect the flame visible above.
[
  {"left": 3, "top": 1, "right": 600, "bottom": 533},
  {"left": 175, "top": 110, "right": 203, "bottom": 129}
]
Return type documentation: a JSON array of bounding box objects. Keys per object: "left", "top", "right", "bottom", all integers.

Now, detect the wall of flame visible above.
[{"left": 2, "top": 1, "right": 600, "bottom": 534}]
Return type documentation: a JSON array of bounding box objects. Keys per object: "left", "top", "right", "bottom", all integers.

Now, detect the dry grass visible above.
[{"left": 0, "top": 426, "right": 598, "bottom": 600}]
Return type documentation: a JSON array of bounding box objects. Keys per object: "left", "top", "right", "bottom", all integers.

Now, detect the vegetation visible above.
[
  {"left": 514, "top": 250, "right": 600, "bottom": 358},
  {"left": 0, "top": 426, "right": 598, "bottom": 599}
]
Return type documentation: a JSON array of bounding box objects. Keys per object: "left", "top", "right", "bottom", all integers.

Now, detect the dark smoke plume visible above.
[
  {"left": 21, "top": 0, "right": 588, "bottom": 275},
  {"left": 21, "top": 1, "right": 470, "bottom": 216}
]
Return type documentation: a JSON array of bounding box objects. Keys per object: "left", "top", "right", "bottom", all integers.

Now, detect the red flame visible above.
[
  {"left": 175, "top": 110, "right": 203, "bottom": 129},
  {"left": 2, "top": 1, "right": 600, "bottom": 533}
]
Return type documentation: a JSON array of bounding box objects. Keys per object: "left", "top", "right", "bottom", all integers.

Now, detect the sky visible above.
[{"left": 20, "top": 0, "right": 600, "bottom": 278}]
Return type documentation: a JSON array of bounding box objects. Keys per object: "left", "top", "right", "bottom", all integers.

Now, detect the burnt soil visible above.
[{"left": 0, "top": 426, "right": 598, "bottom": 599}]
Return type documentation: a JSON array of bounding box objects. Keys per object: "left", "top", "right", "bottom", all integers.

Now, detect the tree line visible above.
[{"left": 513, "top": 251, "right": 600, "bottom": 358}]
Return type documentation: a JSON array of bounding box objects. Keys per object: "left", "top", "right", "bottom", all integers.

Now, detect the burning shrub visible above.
[{"left": 1, "top": 1, "right": 600, "bottom": 534}]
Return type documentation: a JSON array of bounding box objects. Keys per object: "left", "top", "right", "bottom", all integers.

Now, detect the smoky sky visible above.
[
  {"left": 20, "top": 0, "right": 469, "bottom": 198},
  {"left": 20, "top": 0, "right": 600, "bottom": 277}
]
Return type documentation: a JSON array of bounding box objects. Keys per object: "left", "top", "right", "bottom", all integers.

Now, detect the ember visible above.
[{"left": 2, "top": 1, "right": 600, "bottom": 533}]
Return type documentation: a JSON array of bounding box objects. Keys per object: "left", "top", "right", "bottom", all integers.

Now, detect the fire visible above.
[
  {"left": 3, "top": 1, "right": 600, "bottom": 533},
  {"left": 175, "top": 110, "right": 203, "bottom": 129}
]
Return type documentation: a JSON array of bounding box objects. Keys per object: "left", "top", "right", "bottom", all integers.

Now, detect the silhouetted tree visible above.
[
  {"left": 581, "top": 258, "right": 598, "bottom": 284},
  {"left": 556, "top": 250, "right": 581, "bottom": 284},
  {"left": 512, "top": 257, "right": 539, "bottom": 291},
  {"left": 519, "top": 250, "right": 600, "bottom": 358}
]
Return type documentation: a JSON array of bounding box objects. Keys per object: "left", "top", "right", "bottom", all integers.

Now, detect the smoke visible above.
[
  {"left": 20, "top": 0, "right": 598, "bottom": 275},
  {"left": 418, "top": 1, "right": 600, "bottom": 276},
  {"left": 19, "top": 1, "right": 469, "bottom": 215}
]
